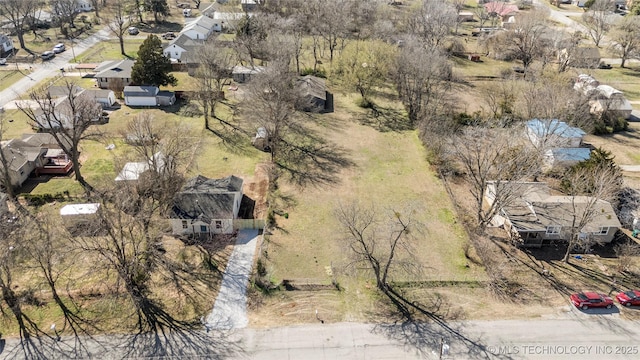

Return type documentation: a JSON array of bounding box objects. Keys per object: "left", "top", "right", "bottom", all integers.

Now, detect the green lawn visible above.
[
  {"left": 266, "top": 90, "right": 484, "bottom": 283},
  {"left": 74, "top": 39, "right": 145, "bottom": 63},
  {"left": 0, "top": 70, "right": 28, "bottom": 92}
]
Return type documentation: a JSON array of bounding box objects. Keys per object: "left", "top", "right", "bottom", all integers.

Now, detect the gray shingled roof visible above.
[
  {"left": 171, "top": 175, "right": 243, "bottom": 221},
  {"left": 297, "top": 75, "right": 327, "bottom": 101},
  {"left": 94, "top": 59, "right": 135, "bottom": 79},
  {"left": 124, "top": 86, "right": 159, "bottom": 97}
]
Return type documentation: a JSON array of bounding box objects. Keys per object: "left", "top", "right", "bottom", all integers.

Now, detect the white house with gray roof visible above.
[
  {"left": 170, "top": 175, "right": 244, "bottom": 235},
  {"left": 163, "top": 34, "right": 203, "bottom": 62}
]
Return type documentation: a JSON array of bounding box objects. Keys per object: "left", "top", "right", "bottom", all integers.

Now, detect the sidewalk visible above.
[{"left": 206, "top": 229, "right": 260, "bottom": 330}]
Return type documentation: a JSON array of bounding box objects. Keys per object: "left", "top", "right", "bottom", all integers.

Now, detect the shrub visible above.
[{"left": 300, "top": 67, "right": 327, "bottom": 78}]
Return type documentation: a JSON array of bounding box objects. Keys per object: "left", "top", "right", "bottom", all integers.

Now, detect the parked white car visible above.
[
  {"left": 0, "top": 58, "right": 6, "bottom": 65},
  {"left": 53, "top": 43, "right": 65, "bottom": 53}
]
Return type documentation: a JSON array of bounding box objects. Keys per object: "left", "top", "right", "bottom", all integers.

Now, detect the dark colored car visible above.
[
  {"left": 162, "top": 32, "right": 176, "bottom": 40},
  {"left": 616, "top": 290, "right": 640, "bottom": 307},
  {"left": 570, "top": 292, "right": 614, "bottom": 310},
  {"left": 128, "top": 26, "right": 139, "bottom": 35}
]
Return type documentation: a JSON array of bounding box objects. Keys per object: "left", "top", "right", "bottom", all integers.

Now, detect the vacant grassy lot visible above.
[
  {"left": 250, "top": 85, "right": 487, "bottom": 326},
  {"left": 74, "top": 39, "right": 146, "bottom": 63},
  {"left": 0, "top": 70, "right": 28, "bottom": 92}
]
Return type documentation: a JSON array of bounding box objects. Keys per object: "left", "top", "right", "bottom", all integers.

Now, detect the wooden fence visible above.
[{"left": 234, "top": 218, "right": 265, "bottom": 230}]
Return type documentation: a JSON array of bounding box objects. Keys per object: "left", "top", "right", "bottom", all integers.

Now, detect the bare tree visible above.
[
  {"left": 107, "top": 0, "right": 129, "bottom": 56},
  {"left": 240, "top": 61, "right": 303, "bottom": 163},
  {"left": 406, "top": 0, "right": 456, "bottom": 48},
  {"left": 582, "top": 0, "right": 614, "bottom": 48},
  {"left": 52, "top": 0, "right": 80, "bottom": 32},
  {"left": 17, "top": 81, "right": 103, "bottom": 193},
  {"left": 332, "top": 39, "right": 396, "bottom": 105},
  {"left": 0, "top": 0, "right": 39, "bottom": 50},
  {"left": 517, "top": 72, "right": 593, "bottom": 128},
  {"left": 191, "top": 43, "right": 234, "bottom": 130},
  {"left": 609, "top": 15, "right": 640, "bottom": 68},
  {"left": 448, "top": 126, "right": 540, "bottom": 229},
  {"left": 393, "top": 37, "right": 453, "bottom": 126},
  {"left": 501, "top": 8, "right": 550, "bottom": 73},
  {"left": 560, "top": 164, "right": 622, "bottom": 262},
  {"left": 335, "top": 201, "right": 422, "bottom": 293}
]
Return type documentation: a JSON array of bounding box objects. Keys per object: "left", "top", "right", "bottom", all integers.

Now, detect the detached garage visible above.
[
  {"left": 84, "top": 89, "right": 116, "bottom": 108},
  {"left": 124, "top": 86, "right": 159, "bottom": 106}
]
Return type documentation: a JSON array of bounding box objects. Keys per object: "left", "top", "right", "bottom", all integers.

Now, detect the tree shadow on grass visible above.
[
  {"left": 276, "top": 125, "right": 354, "bottom": 188},
  {"left": 358, "top": 105, "right": 413, "bottom": 133}
]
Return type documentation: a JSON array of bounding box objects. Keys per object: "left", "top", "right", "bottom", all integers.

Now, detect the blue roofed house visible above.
[
  {"left": 170, "top": 175, "right": 244, "bottom": 236},
  {"left": 526, "top": 119, "right": 586, "bottom": 149},
  {"left": 526, "top": 119, "right": 590, "bottom": 171},
  {"left": 543, "top": 148, "right": 591, "bottom": 172}
]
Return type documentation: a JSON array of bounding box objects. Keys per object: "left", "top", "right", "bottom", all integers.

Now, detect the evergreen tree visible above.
[
  {"left": 144, "top": 0, "right": 169, "bottom": 23},
  {"left": 131, "top": 35, "right": 177, "bottom": 87}
]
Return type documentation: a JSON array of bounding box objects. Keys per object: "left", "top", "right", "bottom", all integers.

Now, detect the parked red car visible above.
[
  {"left": 616, "top": 290, "right": 640, "bottom": 307},
  {"left": 570, "top": 292, "right": 614, "bottom": 310}
]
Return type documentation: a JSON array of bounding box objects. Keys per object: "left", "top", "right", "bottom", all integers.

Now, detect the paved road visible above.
[
  {"left": 0, "top": 25, "right": 113, "bottom": 109},
  {"left": 2, "top": 316, "right": 640, "bottom": 359},
  {"left": 206, "top": 229, "right": 261, "bottom": 330}
]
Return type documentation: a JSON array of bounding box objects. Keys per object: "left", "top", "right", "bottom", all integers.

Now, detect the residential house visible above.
[
  {"left": 0, "top": 33, "right": 14, "bottom": 57},
  {"left": 0, "top": 139, "right": 46, "bottom": 189},
  {"left": 182, "top": 16, "right": 216, "bottom": 40},
  {"left": 589, "top": 85, "right": 633, "bottom": 120},
  {"left": 486, "top": 181, "right": 621, "bottom": 247},
  {"left": 526, "top": 119, "right": 586, "bottom": 149},
  {"left": 93, "top": 59, "right": 135, "bottom": 90},
  {"left": 31, "top": 94, "right": 103, "bottom": 130},
  {"left": 170, "top": 175, "right": 244, "bottom": 235},
  {"left": 543, "top": 148, "right": 591, "bottom": 172},
  {"left": 76, "top": 0, "right": 94, "bottom": 12},
  {"left": 123, "top": 86, "right": 176, "bottom": 107},
  {"left": 559, "top": 47, "right": 600, "bottom": 69},
  {"left": 296, "top": 75, "right": 332, "bottom": 113},
  {"left": 484, "top": 2, "right": 519, "bottom": 28},
  {"left": 83, "top": 89, "right": 116, "bottom": 107},
  {"left": 163, "top": 34, "right": 204, "bottom": 62},
  {"left": 21, "top": 133, "right": 73, "bottom": 175},
  {"left": 574, "top": 74, "right": 633, "bottom": 120},
  {"left": 241, "top": 0, "right": 259, "bottom": 12},
  {"left": 232, "top": 65, "right": 264, "bottom": 83},
  {"left": 210, "top": 12, "right": 248, "bottom": 32}
]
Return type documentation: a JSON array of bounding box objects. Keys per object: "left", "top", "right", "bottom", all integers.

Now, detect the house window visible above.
[
  {"left": 595, "top": 227, "right": 609, "bottom": 236},
  {"left": 215, "top": 220, "right": 222, "bottom": 229},
  {"left": 175, "top": 52, "right": 178, "bottom": 56},
  {"left": 182, "top": 220, "right": 188, "bottom": 229},
  {"left": 546, "top": 226, "right": 561, "bottom": 235},
  {"left": 200, "top": 225, "right": 208, "bottom": 232}
]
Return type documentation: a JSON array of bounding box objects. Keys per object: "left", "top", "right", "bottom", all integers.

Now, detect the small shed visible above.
[
  {"left": 60, "top": 203, "right": 101, "bottom": 233},
  {"left": 232, "top": 65, "right": 265, "bottom": 83},
  {"left": 252, "top": 127, "right": 269, "bottom": 151},
  {"left": 124, "top": 86, "right": 159, "bottom": 106},
  {"left": 157, "top": 90, "right": 176, "bottom": 106},
  {"left": 84, "top": 89, "right": 116, "bottom": 107},
  {"left": 458, "top": 11, "right": 474, "bottom": 22}
]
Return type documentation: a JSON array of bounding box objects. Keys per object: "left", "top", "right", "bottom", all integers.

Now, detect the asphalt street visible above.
[{"left": 0, "top": 25, "right": 112, "bottom": 109}]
